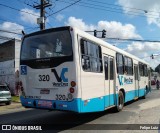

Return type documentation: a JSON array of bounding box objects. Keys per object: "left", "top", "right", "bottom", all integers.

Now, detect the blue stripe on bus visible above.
[
  {"left": 125, "top": 88, "right": 145, "bottom": 102},
  {"left": 20, "top": 97, "right": 82, "bottom": 112},
  {"left": 20, "top": 88, "right": 147, "bottom": 113}
]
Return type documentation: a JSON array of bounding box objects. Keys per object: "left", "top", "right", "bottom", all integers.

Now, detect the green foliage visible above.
[{"left": 11, "top": 96, "right": 20, "bottom": 102}]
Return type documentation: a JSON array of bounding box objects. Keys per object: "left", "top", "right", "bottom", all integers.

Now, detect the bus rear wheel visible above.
[{"left": 115, "top": 91, "right": 124, "bottom": 112}]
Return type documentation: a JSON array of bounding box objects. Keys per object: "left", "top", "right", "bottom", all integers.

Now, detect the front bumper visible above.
[{"left": 0, "top": 97, "right": 11, "bottom": 102}]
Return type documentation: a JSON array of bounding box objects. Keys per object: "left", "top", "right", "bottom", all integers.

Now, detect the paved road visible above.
[{"left": 0, "top": 87, "right": 160, "bottom": 133}]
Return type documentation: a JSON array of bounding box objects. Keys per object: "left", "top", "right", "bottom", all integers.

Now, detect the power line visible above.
[
  {"left": 47, "top": 0, "right": 81, "bottom": 17},
  {"left": 79, "top": 0, "right": 160, "bottom": 17},
  {"left": 46, "top": 21, "right": 53, "bottom": 28},
  {"left": 0, "top": 3, "right": 37, "bottom": 16},
  {"left": 33, "top": 0, "right": 52, "bottom": 30},
  {"left": 78, "top": 0, "right": 144, "bottom": 15},
  {"left": 0, "top": 29, "right": 22, "bottom": 35},
  {"left": 0, "top": 3, "right": 39, "bottom": 17},
  {"left": 106, "top": 37, "right": 160, "bottom": 43},
  {"left": 87, "top": 0, "right": 160, "bottom": 14},
  {"left": 0, "top": 17, "right": 39, "bottom": 32},
  {"left": 0, "top": 36, "right": 14, "bottom": 40},
  {"left": 16, "top": 0, "right": 28, "bottom": 8},
  {"left": 57, "top": 0, "right": 160, "bottom": 19}
]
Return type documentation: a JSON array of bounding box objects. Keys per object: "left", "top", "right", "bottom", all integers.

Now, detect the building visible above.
[
  {"left": 155, "top": 64, "right": 160, "bottom": 74},
  {"left": 0, "top": 39, "right": 21, "bottom": 95}
]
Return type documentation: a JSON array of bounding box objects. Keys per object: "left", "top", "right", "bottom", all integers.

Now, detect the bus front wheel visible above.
[{"left": 115, "top": 91, "right": 124, "bottom": 112}]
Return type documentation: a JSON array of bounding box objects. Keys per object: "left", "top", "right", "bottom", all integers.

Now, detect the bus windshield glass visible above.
[{"left": 21, "top": 30, "right": 72, "bottom": 60}]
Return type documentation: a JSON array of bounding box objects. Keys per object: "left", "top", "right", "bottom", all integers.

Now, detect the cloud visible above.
[
  {"left": 20, "top": 8, "right": 39, "bottom": 25},
  {"left": 65, "top": 17, "right": 96, "bottom": 31},
  {"left": 56, "top": 14, "right": 64, "bottom": 22},
  {"left": 97, "top": 21, "right": 141, "bottom": 39},
  {"left": 65, "top": 16, "right": 159, "bottom": 69},
  {"left": 125, "top": 42, "right": 160, "bottom": 69},
  {"left": 117, "top": 0, "right": 160, "bottom": 27},
  {"left": 0, "top": 22, "right": 24, "bottom": 43},
  {"left": 65, "top": 16, "right": 141, "bottom": 39}
]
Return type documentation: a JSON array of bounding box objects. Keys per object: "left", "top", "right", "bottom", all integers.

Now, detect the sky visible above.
[{"left": 0, "top": 0, "right": 160, "bottom": 69}]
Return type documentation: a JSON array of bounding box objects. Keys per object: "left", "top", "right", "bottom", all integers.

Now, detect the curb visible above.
[
  {"left": 11, "top": 101, "right": 21, "bottom": 103},
  {"left": 0, "top": 102, "right": 22, "bottom": 111}
]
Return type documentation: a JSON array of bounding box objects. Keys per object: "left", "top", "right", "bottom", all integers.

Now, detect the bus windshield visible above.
[{"left": 21, "top": 30, "right": 72, "bottom": 60}]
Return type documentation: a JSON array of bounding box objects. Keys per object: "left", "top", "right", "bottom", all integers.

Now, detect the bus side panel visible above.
[
  {"left": 116, "top": 76, "right": 136, "bottom": 103},
  {"left": 77, "top": 36, "right": 105, "bottom": 113},
  {"left": 124, "top": 89, "right": 136, "bottom": 102},
  {"left": 137, "top": 77, "right": 146, "bottom": 97},
  {"left": 138, "top": 77, "right": 146, "bottom": 97},
  {"left": 81, "top": 97, "right": 105, "bottom": 113}
]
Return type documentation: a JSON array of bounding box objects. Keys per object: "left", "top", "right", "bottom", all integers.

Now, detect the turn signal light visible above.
[
  {"left": 71, "top": 81, "right": 76, "bottom": 87},
  {"left": 70, "top": 88, "right": 74, "bottom": 93}
]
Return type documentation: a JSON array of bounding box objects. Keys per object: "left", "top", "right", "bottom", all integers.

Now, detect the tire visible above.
[
  {"left": 5, "top": 101, "right": 11, "bottom": 105},
  {"left": 115, "top": 91, "right": 124, "bottom": 112}
]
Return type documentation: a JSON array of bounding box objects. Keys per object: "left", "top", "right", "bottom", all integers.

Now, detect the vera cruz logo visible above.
[
  {"left": 118, "top": 75, "right": 133, "bottom": 86},
  {"left": 51, "top": 68, "right": 68, "bottom": 87},
  {"left": 118, "top": 75, "right": 124, "bottom": 86}
]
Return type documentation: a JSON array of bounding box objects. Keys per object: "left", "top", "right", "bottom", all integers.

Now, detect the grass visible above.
[{"left": 11, "top": 96, "right": 20, "bottom": 102}]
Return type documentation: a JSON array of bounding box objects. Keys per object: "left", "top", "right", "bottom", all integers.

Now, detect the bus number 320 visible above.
[
  {"left": 39, "top": 75, "right": 50, "bottom": 81},
  {"left": 56, "top": 94, "right": 67, "bottom": 100}
]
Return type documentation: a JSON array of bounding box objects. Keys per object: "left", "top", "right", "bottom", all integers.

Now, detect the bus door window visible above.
[
  {"left": 134, "top": 65, "right": 138, "bottom": 80},
  {"left": 110, "top": 58, "right": 114, "bottom": 80},
  {"left": 104, "top": 56, "right": 108, "bottom": 80}
]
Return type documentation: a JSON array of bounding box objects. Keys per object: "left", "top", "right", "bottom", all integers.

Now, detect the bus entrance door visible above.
[
  {"left": 104, "top": 55, "right": 115, "bottom": 108},
  {"left": 134, "top": 65, "right": 139, "bottom": 98}
]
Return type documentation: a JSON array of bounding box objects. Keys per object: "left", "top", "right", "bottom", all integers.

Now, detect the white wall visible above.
[{"left": 0, "top": 39, "right": 21, "bottom": 95}]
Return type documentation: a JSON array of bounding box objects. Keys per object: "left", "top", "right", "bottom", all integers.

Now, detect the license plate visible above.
[
  {"left": 38, "top": 100, "right": 52, "bottom": 107},
  {"left": 40, "top": 89, "right": 50, "bottom": 94}
]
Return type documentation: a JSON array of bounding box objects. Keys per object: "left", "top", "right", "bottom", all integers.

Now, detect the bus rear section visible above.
[{"left": 20, "top": 27, "right": 81, "bottom": 113}]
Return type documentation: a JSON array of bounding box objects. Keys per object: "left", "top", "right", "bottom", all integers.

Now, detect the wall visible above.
[
  {"left": 0, "top": 39, "right": 21, "bottom": 95},
  {"left": 0, "top": 60, "right": 15, "bottom": 94}
]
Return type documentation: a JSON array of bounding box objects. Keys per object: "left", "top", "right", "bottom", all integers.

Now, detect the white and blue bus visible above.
[{"left": 20, "top": 26, "right": 151, "bottom": 113}]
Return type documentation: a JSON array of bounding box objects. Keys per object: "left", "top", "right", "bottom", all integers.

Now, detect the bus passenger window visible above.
[
  {"left": 80, "top": 39, "right": 102, "bottom": 73},
  {"left": 116, "top": 53, "right": 124, "bottom": 74},
  {"left": 124, "top": 56, "right": 133, "bottom": 75},
  {"left": 139, "top": 63, "right": 144, "bottom": 76},
  {"left": 143, "top": 64, "right": 148, "bottom": 77},
  {"left": 128, "top": 58, "right": 133, "bottom": 75},
  {"left": 82, "top": 55, "right": 90, "bottom": 71}
]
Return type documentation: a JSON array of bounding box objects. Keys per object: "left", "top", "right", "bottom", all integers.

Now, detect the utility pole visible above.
[{"left": 34, "top": 0, "right": 52, "bottom": 30}]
